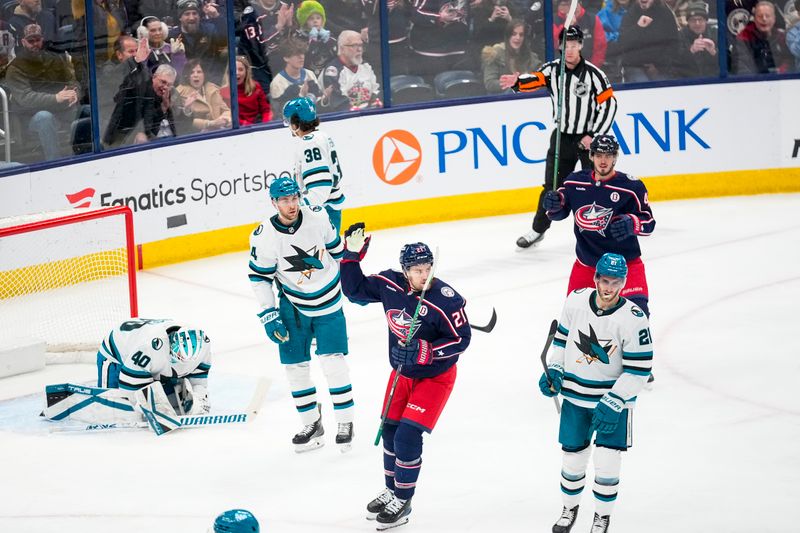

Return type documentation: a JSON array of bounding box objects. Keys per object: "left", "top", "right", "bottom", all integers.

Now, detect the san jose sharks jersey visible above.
[
  {"left": 549, "top": 288, "right": 653, "bottom": 409},
  {"left": 549, "top": 169, "right": 655, "bottom": 266},
  {"left": 340, "top": 264, "right": 471, "bottom": 379},
  {"left": 249, "top": 205, "right": 345, "bottom": 317},
  {"left": 293, "top": 130, "right": 345, "bottom": 211},
  {"left": 97, "top": 319, "right": 211, "bottom": 391}
]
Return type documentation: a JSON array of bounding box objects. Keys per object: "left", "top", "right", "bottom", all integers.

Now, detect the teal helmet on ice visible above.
[
  {"left": 283, "top": 96, "right": 317, "bottom": 126},
  {"left": 213, "top": 509, "right": 259, "bottom": 532},
  {"left": 168, "top": 328, "right": 209, "bottom": 375},
  {"left": 269, "top": 177, "right": 301, "bottom": 199},
  {"left": 595, "top": 253, "right": 628, "bottom": 278}
]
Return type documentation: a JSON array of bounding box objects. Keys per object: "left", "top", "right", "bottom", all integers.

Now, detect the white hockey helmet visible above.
[{"left": 169, "top": 329, "right": 210, "bottom": 375}]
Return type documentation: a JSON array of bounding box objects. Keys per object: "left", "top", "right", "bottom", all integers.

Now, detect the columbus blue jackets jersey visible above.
[
  {"left": 249, "top": 205, "right": 345, "bottom": 317},
  {"left": 97, "top": 319, "right": 211, "bottom": 391},
  {"left": 549, "top": 169, "right": 655, "bottom": 265},
  {"left": 549, "top": 289, "right": 653, "bottom": 410},
  {"left": 293, "top": 130, "right": 345, "bottom": 211},
  {"left": 340, "top": 264, "right": 471, "bottom": 379}
]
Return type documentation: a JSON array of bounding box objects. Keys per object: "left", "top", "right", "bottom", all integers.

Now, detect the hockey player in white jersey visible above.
[
  {"left": 540, "top": 253, "right": 653, "bottom": 533},
  {"left": 248, "top": 176, "right": 354, "bottom": 452},
  {"left": 283, "top": 96, "right": 345, "bottom": 232}
]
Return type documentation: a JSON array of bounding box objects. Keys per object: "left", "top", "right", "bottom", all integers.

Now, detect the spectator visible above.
[
  {"left": 407, "top": 0, "right": 473, "bottom": 78},
  {"left": 98, "top": 35, "right": 138, "bottom": 144},
  {"left": 321, "top": 0, "right": 368, "bottom": 40},
  {"left": 472, "top": 0, "right": 514, "bottom": 54},
  {"left": 270, "top": 38, "right": 322, "bottom": 117},
  {"left": 236, "top": 4, "right": 273, "bottom": 92},
  {"left": 320, "top": 30, "right": 381, "bottom": 111},
  {"left": 72, "top": 0, "right": 127, "bottom": 62},
  {"left": 481, "top": 19, "right": 541, "bottom": 94},
  {"left": 787, "top": 0, "right": 800, "bottom": 71},
  {"left": 363, "top": 0, "right": 412, "bottom": 74},
  {"left": 598, "top": 0, "right": 630, "bottom": 43},
  {"left": 732, "top": 0, "right": 792, "bottom": 74},
  {"left": 220, "top": 55, "right": 273, "bottom": 125},
  {"left": 177, "top": 59, "right": 231, "bottom": 131},
  {"left": 675, "top": 0, "right": 718, "bottom": 77},
  {"left": 664, "top": 0, "right": 691, "bottom": 27},
  {"left": 137, "top": 16, "right": 187, "bottom": 73},
  {"left": 8, "top": 0, "right": 58, "bottom": 52},
  {"left": 168, "top": 0, "right": 228, "bottom": 83},
  {"left": 126, "top": 0, "right": 179, "bottom": 28},
  {"left": 0, "top": 19, "right": 15, "bottom": 69},
  {"left": 296, "top": 0, "right": 337, "bottom": 75},
  {"left": 616, "top": 0, "right": 680, "bottom": 82},
  {"left": 3, "top": 23, "right": 83, "bottom": 160},
  {"left": 553, "top": 0, "right": 607, "bottom": 66},
  {"left": 248, "top": 0, "right": 298, "bottom": 79}
]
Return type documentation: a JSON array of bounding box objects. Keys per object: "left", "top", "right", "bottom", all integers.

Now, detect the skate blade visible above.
[
  {"left": 338, "top": 442, "right": 353, "bottom": 453},
  {"left": 375, "top": 516, "right": 409, "bottom": 530},
  {"left": 365, "top": 512, "right": 378, "bottom": 521},
  {"left": 294, "top": 438, "right": 325, "bottom": 453}
]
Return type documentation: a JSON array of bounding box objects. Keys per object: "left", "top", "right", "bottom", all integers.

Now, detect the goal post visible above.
[{"left": 0, "top": 206, "right": 138, "bottom": 357}]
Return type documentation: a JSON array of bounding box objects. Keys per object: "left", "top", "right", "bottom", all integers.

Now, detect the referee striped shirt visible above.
[{"left": 514, "top": 58, "right": 617, "bottom": 136}]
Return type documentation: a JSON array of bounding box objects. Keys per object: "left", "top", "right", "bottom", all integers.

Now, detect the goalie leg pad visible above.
[
  {"left": 134, "top": 382, "right": 182, "bottom": 436},
  {"left": 592, "top": 446, "right": 622, "bottom": 516},
  {"left": 96, "top": 352, "right": 121, "bottom": 388},
  {"left": 285, "top": 362, "right": 320, "bottom": 425},
  {"left": 318, "top": 353, "right": 354, "bottom": 423},
  {"left": 43, "top": 383, "right": 139, "bottom": 423},
  {"left": 560, "top": 446, "right": 591, "bottom": 509}
]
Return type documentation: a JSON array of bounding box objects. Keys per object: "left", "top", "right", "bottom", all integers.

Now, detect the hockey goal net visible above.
[{"left": 0, "top": 206, "right": 138, "bottom": 358}]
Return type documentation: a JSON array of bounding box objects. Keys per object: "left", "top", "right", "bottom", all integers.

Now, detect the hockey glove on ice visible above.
[
  {"left": 390, "top": 338, "right": 433, "bottom": 367},
  {"left": 342, "top": 222, "right": 371, "bottom": 262},
  {"left": 609, "top": 215, "right": 639, "bottom": 241},
  {"left": 591, "top": 392, "right": 625, "bottom": 434},
  {"left": 543, "top": 191, "right": 564, "bottom": 212},
  {"left": 538, "top": 367, "right": 563, "bottom": 397},
  {"left": 258, "top": 308, "right": 289, "bottom": 344}
]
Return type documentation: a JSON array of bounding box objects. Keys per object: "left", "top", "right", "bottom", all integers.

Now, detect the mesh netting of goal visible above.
[{"left": 0, "top": 206, "right": 138, "bottom": 356}]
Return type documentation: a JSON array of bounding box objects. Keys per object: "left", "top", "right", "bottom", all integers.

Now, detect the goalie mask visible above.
[{"left": 169, "top": 329, "right": 209, "bottom": 376}]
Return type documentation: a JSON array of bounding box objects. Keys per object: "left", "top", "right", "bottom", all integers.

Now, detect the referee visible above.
[{"left": 500, "top": 26, "right": 618, "bottom": 249}]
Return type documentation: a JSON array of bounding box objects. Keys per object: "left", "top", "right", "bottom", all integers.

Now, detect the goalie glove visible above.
[
  {"left": 342, "top": 222, "right": 371, "bottom": 263},
  {"left": 258, "top": 307, "right": 289, "bottom": 344},
  {"left": 390, "top": 338, "right": 433, "bottom": 367},
  {"left": 179, "top": 380, "right": 210, "bottom": 415}
]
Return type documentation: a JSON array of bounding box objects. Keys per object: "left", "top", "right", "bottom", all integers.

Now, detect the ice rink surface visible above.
[{"left": 1, "top": 193, "right": 799, "bottom": 533}]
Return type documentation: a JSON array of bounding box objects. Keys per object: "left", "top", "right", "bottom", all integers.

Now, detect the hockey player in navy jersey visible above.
[
  {"left": 540, "top": 253, "right": 653, "bottom": 533},
  {"left": 340, "top": 223, "right": 471, "bottom": 530},
  {"left": 248, "top": 176, "right": 354, "bottom": 452},
  {"left": 283, "top": 96, "right": 345, "bottom": 232},
  {"left": 543, "top": 134, "right": 655, "bottom": 316}
]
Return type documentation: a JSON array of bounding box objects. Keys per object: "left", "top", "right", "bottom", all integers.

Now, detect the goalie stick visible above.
[
  {"left": 470, "top": 308, "right": 497, "bottom": 333},
  {"left": 539, "top": 319, "right": 561, "bottom": 414}
]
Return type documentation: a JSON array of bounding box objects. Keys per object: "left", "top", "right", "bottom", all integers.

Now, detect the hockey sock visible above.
[
  {"left": 561, "top": 447, "right": 591, "bottom": 509},
  {"left": 592, "top": 446, "right": 621, "bottom": 516},
  {"left": 393, "top": 423, "right": 424, "bottom": 501},
  {"left": 382, "top": 423, "right": 398, "bottom": 491},
  {"left": 285, "top": 362, "right": 319, "bottom": 425},
  {"left": 318, "top": 354, "right": 354, "bottom": 423}
]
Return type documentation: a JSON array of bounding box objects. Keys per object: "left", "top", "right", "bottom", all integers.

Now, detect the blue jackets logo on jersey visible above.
[
  {"left": 386, "top": 309, "right": 420, "bottom": 342},
  {"left": 575, "top": 203, "right": 614, "bottom": 235},
  {"left": 284, "top": 245, "right": 325, "bottom": 284},
  {"left": 574, "top": 324, "right": 615, "bottom": 364}
]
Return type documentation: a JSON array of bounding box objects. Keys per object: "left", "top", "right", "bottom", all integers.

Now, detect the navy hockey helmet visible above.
[
  {"left": 283, "top": 96, "right": 317, "bottom": 126},
  {"left": 590, "top": 134, "right": 620, "bottom": 155},
  {"left": 269, "top": 177, "right": 301, "bottom": 199},
  {"left": 595, "top": 253, "right": 628, "bottom": 278},
  {"left": 400, "top": 242, "right": 434, "bottom": 271},
  {"left": 559, "top": 25, "right": 584, "bottom": 44},
  {"left": 213, "top": 509, "right": 259, "bottom": 533}
]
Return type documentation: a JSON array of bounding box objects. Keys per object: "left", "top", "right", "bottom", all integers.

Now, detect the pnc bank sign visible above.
[{"left": 371, "top": 108, "right": 710, "bottom": 182}]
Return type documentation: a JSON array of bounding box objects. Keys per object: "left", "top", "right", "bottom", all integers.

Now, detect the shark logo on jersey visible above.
[
  {"left": 284, "top": 245, "right": 325, "bottom": 284},
  {"left": 386, "top": 309, "right": 421, "bottom": 341},
  {"left": 151, "top": 338, "right": 163, "bottom": 350},
  {"left": 575, "top": 203, "right": 614, "bottom": 235},
  {"left": 574, "top": 324, "right": 616, "bottom": 365}
]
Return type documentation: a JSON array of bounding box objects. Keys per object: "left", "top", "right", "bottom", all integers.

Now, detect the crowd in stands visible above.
[{"left": 0, "top": 0, "right": 797, "bottom": 164}]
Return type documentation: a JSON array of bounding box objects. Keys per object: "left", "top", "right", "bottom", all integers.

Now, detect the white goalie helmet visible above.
[{"left": 169, "top": 329, "right": 210, "bottom": 375}]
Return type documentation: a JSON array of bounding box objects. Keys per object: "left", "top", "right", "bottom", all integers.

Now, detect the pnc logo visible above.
[
  {"left": 66, "top": 187, "right": 95, "bottom": 208},
  {"left": 372, "top": 129, "right": 422, "bottom": 185}
]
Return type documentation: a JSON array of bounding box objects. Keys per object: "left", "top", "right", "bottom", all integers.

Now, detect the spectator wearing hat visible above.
[
  {"left": 136, "top": 16, "right": 187, "bottom": 74},
  {"left": 296, "top": 0, "right": 337, "bottom": 75},
  {"left": 3, "top": 23, "right": 84, "bottom": 160},
  {"left": 553, "top": 0, "right": 608, "bottom": 66},
  {"left": 168, "top": 0, "right": 228, "bottom": 84},
  {"left": 7, "top": 0, "right": 58, "bottom": 52},
  {"left": 616, "top": 0, "right": 681, "bottom": 82},
  {"left": 320, "top": 29, "right": 381, "bottom": 111},
  {"left": 732, "top": 0, "right": 792, "bottom": 74},
  {"left": 787, "top": 0, "right": 800, "bottom": 71},
  {"left": 270, "top": 37, "right": 323, "bottom": 117},
  {"left": 675, "top": 1, "right": 718, "bottom": 77}
]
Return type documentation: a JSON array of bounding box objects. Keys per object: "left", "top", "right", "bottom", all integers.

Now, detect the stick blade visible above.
[{"left": 470, "top": 308, "right": 497, "bottom": 333}]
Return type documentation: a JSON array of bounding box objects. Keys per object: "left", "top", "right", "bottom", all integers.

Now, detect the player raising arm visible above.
[{"left": 339, "top": 223, "right": 471, "bottom": 530}]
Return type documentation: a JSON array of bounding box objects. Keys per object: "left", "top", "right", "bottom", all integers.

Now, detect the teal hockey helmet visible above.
[
  {"left": 213, "top": 509, "right": 259, "bottom": 532},
  {"left": 283, "top": 96, "right": 317, "bottom": 126},
  {"left": 269, "top": 177, "right": 301, "bottom": 199},
  {"left": 595, "top": 253, "right": 628, "bottom": 278}
]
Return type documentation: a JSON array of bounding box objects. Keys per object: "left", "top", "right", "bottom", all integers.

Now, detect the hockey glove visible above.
[
  {"left": 543, "top": 191, "right": 565, "bottom": 213},
  {"left": 609, "top": 215, "right": 639, "bottom": 241},
  {"left": 538, "top": 367, "right": 563, "bottom": 397},
  {"left": 390, "top": 338, "right": 433, "bottom": 367},
  {"left": 186, "top": 382, "right": 210, "bottom": 415},
  {"left": 591, "top": 392, "right": 625, "bottom": 434},
  {"left": 343, "top": 222, "right": 371, "bottom": 262},
  {"left": 258, "top": 308, "right": 289, "bottom": 344}
]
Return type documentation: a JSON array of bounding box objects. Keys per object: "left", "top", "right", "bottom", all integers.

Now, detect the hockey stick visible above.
[
  {"left": 552, "top": 0, "right": 579, "bottom": 192},
  {"left": 470, "top": 308, "right": 497, "bottom": 333},
  {"left": 374, "top": 247, "right": 439, "bottom": 446},
  {"left": 539, "top": 319, "right": 562, "bottom": 414}
]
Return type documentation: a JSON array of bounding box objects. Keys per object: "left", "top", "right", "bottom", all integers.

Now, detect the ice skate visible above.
[
  {"left": 375, "top": 495, "right": 411, "bottom": 530},
  {"left": 552, "top": 505, "right": 579, "bottom": 533},
  {"left": 292, "top": 404, "right": 324, "bottom": 453},
  {"left": 516, "top": 230, "right": 544, "bottom": 249},
  {"left": 366, "top": 488, "right": 394, "bottom": 520},
  {"left": 590, "top": 513, "right": 610, "bottom": 533},
  {"left": 336, "top": 421, "right": 353, "bottom": 453}
]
